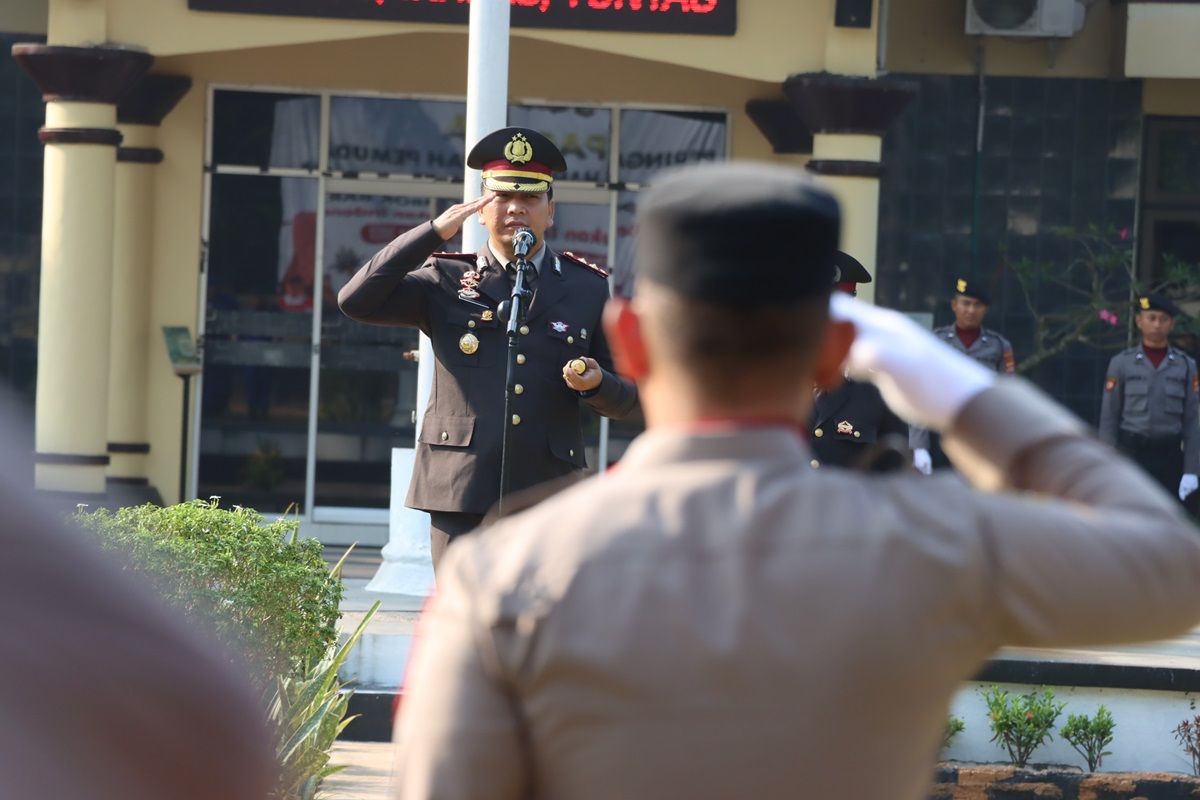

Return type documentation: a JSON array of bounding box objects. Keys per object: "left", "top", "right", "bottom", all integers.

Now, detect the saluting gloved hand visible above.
[
  {"left": 829, "top": 293, "right": 996, "bottom": 432},
  {"left": 1180, "top": 473, "right": 1198, "bottom": 501},
  {"left": 912, "top": 448, "right": 933, "bottom": 476}
]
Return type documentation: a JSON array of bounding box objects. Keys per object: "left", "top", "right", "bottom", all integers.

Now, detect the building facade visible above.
[{"left": 2, "top": 0, "right": 1199, "bottom": 543}]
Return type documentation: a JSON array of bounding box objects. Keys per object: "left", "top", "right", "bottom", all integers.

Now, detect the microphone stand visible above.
[{"left": 497, "top": 245, "right": 535, "bottom": 514}]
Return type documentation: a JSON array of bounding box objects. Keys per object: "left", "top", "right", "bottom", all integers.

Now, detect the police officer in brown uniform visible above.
[
  {"left": 338, "top": 127, "right": 638, "bottom": 567},
  {"left": 809, "top": 251, "right": 909, "bottom": 471},
  {"left": 910, "top": 278, "right": 1016, "bottom": 473},
  {"left": 1099, "top": 292, "right": 1200, "bottom": 506}
]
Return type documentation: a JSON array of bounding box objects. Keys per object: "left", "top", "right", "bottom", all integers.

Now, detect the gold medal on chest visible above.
[{"left": 459, "top": 332, "right": 480, "bottom": 355}]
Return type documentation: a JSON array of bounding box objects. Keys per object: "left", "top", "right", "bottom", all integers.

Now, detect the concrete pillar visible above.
[
  {"left": 11, "top": 44, "right": 154, "bottom": 500},
  {"left": 107, "top": 75, "right": 192, "bottom": 504},
  {"left": 782, "top": 74, "right": 917, "bottom": 302}
]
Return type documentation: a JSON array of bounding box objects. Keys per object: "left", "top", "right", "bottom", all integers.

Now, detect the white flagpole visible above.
[{"left": 370, "top": 0, "right": 512, "bottom": 596}]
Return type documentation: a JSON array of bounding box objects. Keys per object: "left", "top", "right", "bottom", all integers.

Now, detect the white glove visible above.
[
  {"left": 913, "top": 448, "right": 933, "bottom": 475},
  {"left": 829, "top": 293, "right": 996, "bottom": 431},
  {"left": 1180, "top": 473, "right": 1198, "bottom": 501}
]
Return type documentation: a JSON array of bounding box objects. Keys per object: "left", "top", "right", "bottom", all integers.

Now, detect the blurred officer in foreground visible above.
[
  {"left": 910, "top": 278, "right": 1015, "bottom": 474},
  {"left": 392, "top": 162, "right": 1200, "bottom": 800},
  {"left": 809, "top": 251, "right": 909, "bottom": 472},
  {"left": 1099, "top": 292, "right": 1199, "bottom": 506},
  {"left": 0, "top": 400, "right": 274, "bottom": 800},
  {"left": 339, "top": 127, "right": 638, "bottom": 570}
]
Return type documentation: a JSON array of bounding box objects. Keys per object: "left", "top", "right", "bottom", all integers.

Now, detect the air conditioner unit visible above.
[{"left": 965, "top": 0, "right": 1085, "bottom": 37}]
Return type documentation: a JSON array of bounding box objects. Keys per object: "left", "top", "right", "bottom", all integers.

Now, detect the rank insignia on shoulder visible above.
[
  {"left": 837, "top": 420, "right": 854, "bottom": 435},
  {"left": 561, "top": 251, "right": 609, "bottom": 278},
  {"left": 1105, "top": 377, "right": 1117, "bottom": 392},
  {"left": 551, "top": 320, "right": 569, "bottom": 333}
]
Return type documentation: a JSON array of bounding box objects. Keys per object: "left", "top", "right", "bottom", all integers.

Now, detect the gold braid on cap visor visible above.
[{"left": 481, "top": 168, "right": 552, "bottom": 193}]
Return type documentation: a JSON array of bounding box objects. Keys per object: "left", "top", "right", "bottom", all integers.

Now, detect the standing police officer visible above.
[
  {"left": 910, "top": 278, "right": 1015, "bottom": 473},
  {"left": 1099, "top": 292, "right": 1199, "bottom": 505},
  {"left": 338, "top": 127, "right": 638, "bottom": 569},
  {"left": 809, "top": 252, "right": 909, "bottom": 472}
]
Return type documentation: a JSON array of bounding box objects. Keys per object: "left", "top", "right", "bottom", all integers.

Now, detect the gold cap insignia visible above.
[
  {"left": 459, "top": 333, "right": 479, "bottom": 355},
  {"left": 957, "top": 279, "right": 967, "bottom": 293},
  {"left": 504, "top": 132, "right": 533, "bottom": 165},
  {"left": 1140, "top": 297, "right": 1150, "bottom": 310}
]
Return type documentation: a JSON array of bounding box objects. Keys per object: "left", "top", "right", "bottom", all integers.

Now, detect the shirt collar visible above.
[{"left": 487, "top": 241, "right": 548, "bottom": 276}]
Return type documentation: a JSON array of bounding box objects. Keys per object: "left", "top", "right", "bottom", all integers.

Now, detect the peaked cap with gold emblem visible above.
[
  {"left": 952, "top": 277, "right": 990, "bottom": 306},
  {"left": 467, "top": 126, "right": 567, "bottom": 193},
  {"left": 1137, "top": 291, "right": 1180, "bottom": 317}
]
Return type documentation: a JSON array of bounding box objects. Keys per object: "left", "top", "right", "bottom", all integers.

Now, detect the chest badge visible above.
[
  {"left": 481, "top": 310, "right": 494, "bottom": 322},
  {"left": 458, "top": 270, "right": 481, "bottom": 301},
  {"left": 837, "top": 420, "right": 855, "bottom": 435},
  {"left": 459, "top": 333, "right": 479, "bottom": 355},
  {"left": 580, "top": 327, "right": 588, "bottom": 340},
  {"left": 551, "top": 320, "right": 569, "bottom": 333}
]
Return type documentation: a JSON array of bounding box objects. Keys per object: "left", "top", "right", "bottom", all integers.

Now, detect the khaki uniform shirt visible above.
[{"left": 394, "top": 379, "right": 1200, "bottom": 800}]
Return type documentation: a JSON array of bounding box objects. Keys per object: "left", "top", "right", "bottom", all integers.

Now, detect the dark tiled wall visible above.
[
  {"left": 0, "top": 33, "right": 45, "bottom": 408},
  {"left": 877, "top": 74, "right": 1142, "bottom": 426}
]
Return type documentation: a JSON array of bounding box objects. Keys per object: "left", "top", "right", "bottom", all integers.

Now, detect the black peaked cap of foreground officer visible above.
[
  {"left": 337, "top": 126, "right": 638, "bottom": 571},
  {"left": 393, "top": 159, "right": 1200, "bottom": 800}
]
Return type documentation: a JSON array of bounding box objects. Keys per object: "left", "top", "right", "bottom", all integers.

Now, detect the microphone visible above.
[{"left": 512, "top": 227, "right": 536, "bottom": 258}]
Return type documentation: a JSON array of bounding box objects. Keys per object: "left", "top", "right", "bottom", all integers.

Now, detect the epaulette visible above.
[{"left": 560, "top": 250, "right": 609, "bottom": 279}]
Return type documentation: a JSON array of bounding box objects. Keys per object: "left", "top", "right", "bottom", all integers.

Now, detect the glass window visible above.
[
  {"left": 1156, "top": 127, "right": 1200, "bottom": 197},
  {"left": 315, "top": 191, "right": 438, "bottom": 509},
  {"left": 329, "top": 97, "right": 466, "bottom": 177},
  {"left": 199, "top": 174, "right": 317, "bottom": 513},
  {"left": 212, "top": 90, "right": 320, "bottom": 169},
  {"left": 619, "top": 109, "right": 726, "bottom": 184},
  {"left": 508, "top": 105, "right": 613, "bottom": 183}
]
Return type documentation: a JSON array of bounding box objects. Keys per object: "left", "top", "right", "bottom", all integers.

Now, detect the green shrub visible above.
[
  {"left": 944, "top": 715, "right": 966, "bottom": 750},
  {"left": 982, "top": 685, "right": 1066, "bottom": 768},
  {"left": 1060, "top": 705, "right": 1115, "bottom": 772},
  {"left": 73, "top": 498, "right": 343, "bottom": 689}
]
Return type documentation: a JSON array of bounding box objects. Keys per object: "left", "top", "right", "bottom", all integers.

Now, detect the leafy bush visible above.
[
  {"left": 269, "top": 601, "right": 379, "bottom": 800},
  {"left": 1061, "top": 705, "right": 1116, "bottom": 772},
  {"left": 983, "top": 685, "right": 1066, "bottom": 768},
  {"left": 73, "top": 498, "right": 343, "bottom": 689},
  {"left": 944, "top": 715, "right": 966, "bottom": 750},
  {"left": 1174, "top": 715, "right": 1200, "bottom": 776}
]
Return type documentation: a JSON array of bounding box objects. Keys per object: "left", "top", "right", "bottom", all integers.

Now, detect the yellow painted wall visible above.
[
  {"left": 1144, "top": 79, "right": 1200, "bottom": 117},
  {"left": 46, "top": 0, "right": 850, "bottom": 83},
  {"left": 0, "top": 0, "right": 48, "bottom": 35},
  {"left": 885, "top": 0, "right": 1124, "bottom": 78},
  {"left": 139, "top": 36, "right": 802, "bottom": 496},
  {"left": 1126, "top": 3, "right": 1200, "bottom": 79}
]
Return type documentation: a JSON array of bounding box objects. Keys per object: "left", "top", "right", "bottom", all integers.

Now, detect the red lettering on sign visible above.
[{"left": 361, "top": 224, "right": 412, "bottom": 244}]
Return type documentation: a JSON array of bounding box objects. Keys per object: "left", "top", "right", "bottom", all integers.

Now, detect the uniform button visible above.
[
  {"left": 517, "top": 354, "right": 526, "bottom": 364},
  {"left": 567, "top": 336, "right": 574, "bottom": 344},
  {"left": 814, "top": 428, "right": 824, "bottom": 438},
  {"left": 853, "top": 431, "right": 861, "bottom": 438},
  {"left": 569, "top": 448, "right": 575, "bottom": 457},
  {"left": 512, "top": 415, "right": 521, "bottom": 426},
  {"left": 440, "top": 431, "right": 448, "bottom": 441},
  {"left": 520, "top": 325, "right": 529, "bottom": 335},
  {"left": 515, "top": 384, "right": 524, "bottom": 395},
  {"left": 468, "top": 320, "right": 476, "bottom": 328},
  {"left": 810, "top": 459, "right": 820, "bottom": 469}
]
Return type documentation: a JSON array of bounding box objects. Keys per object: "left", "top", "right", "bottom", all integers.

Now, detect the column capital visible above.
[
  {"left": 118, "top": 74, "right": 193, "bottom": 126},
  {"left": 782, "top": 73, "right": 918, "bottom": 137},
  {"left": 11, "top": 44, "right": 154, "bottom": 104}
]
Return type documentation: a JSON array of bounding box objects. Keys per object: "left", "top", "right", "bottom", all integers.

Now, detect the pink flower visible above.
[
  {"left": 1120, "top": 228, "right": 1129, "bottom": 241},
  {"left": 1098, "top": 309, "right": 1119, "bottom": 326}
]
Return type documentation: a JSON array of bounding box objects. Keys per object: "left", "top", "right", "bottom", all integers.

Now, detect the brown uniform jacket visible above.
[
  {"left": 338, "top": 222, "right": 638, "bottom": 514},
  {"left": 394, "top": 379, "right": 1200, "bottom": 800}
]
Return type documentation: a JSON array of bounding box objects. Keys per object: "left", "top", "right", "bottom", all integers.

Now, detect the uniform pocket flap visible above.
[{"left": 419, "top": 415, "right": 475, "bottom": 447}]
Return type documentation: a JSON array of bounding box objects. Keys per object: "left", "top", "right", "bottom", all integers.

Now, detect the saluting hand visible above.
[
  {"left": 431, "top": 195, "right": 497, "bottom": 241},
  {"left": 563, "top": 358, "right": 603, "bottom": 392}
]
